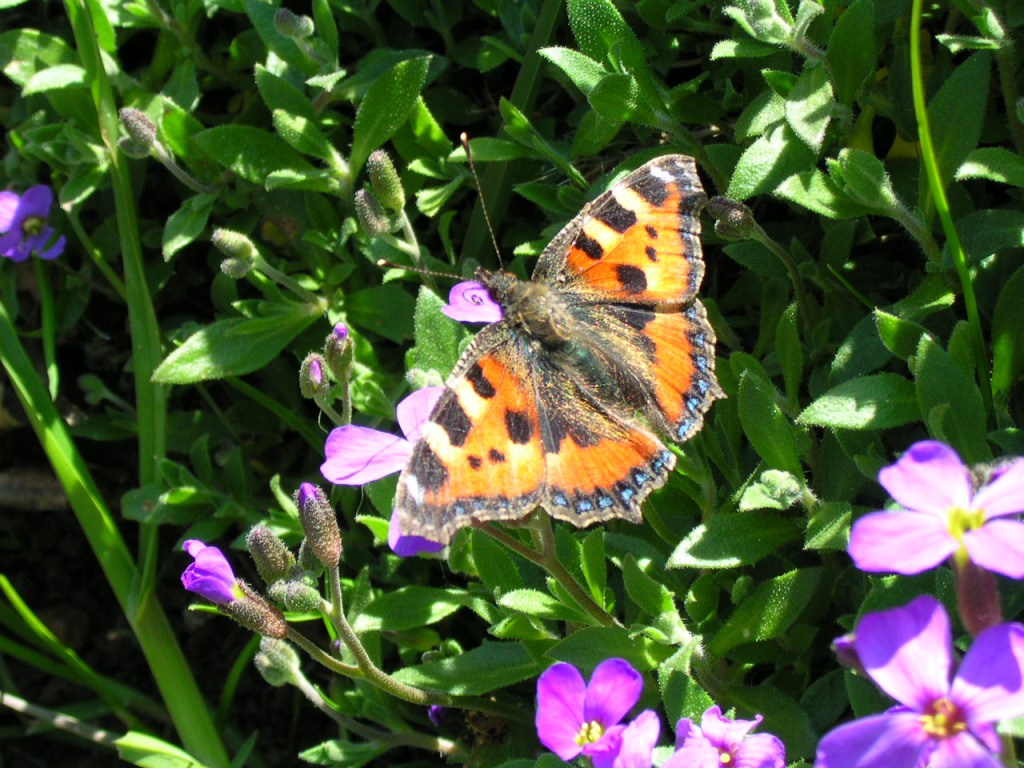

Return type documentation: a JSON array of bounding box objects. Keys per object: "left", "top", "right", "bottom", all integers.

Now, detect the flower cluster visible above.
[
  {"left": 0, "top": 185, "right": 65, "bottom": 262},
  {"left": 535, "top": 659, "right": 784, "bottom": 768}
]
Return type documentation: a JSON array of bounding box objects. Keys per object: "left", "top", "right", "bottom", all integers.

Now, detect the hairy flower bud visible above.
[
  {"left": 297, "top": 483, "right": 342, "bottom": 569},
  {"left": 211, "top": 228, "right": 257, "bottom": 270},
  {"left": 274, "top": 8, "right": 315, "bottom": 38},
  {"left": 299, "top": 353, "right": 329, "bottom": 399},
  {"left": 354, "top": 188, "right": 391, "bottom": 236},
  {"left": 254, "top": 637, "right": 303, "bottom": 687},
  {"left": 707, "top": 196, "right": 756, "bottom": 241},
  {"left": 223, "top": 582, "right": 289, "bottom": 638},
  {"left": 246, "top": 525, "right": 296, "bottom": 584},
  {"left": 367, "top": 150, "right": 406, "bottom": 212},
  {"left": 268, "top": 577, "right": 323, "bottom": 613},
  {"left": 119, "top": 108, "right": 157, "bottom": 148},
  {"left": 324, "top": 323, "right": 353, "bottom": 383}
]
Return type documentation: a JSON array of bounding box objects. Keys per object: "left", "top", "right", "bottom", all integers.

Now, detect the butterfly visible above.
[{"left": 393, "top": 155, "right": 722, "bottom": 546}]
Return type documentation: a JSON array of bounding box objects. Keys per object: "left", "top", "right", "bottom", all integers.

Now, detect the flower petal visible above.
[
  {"left": 396, "top": 386, "right": 445, "bottom": 442},
  {"left": 181, "top": 540, "right": 239, "bottom": 604},
  {"left": 951, "top": 622, "right": 1024, "bottom": 724},
  {"left": 0, "top": 191, "right": 20, "bottom": 231},
  {"left": 661, "top": 735, "right": 719, "bottom": 768},
  {"left": 814, "top": 711, "right": 931, "bottom": 768},
  {"left": 972, "top": 459, "right": 1024, "bottom": 518},
  {"left": 699, "top": 705, "right": 760, "bottom": 748},
  {"left": 734, "top": 732, "right": 786, "bottom": 768},
  {"left": 583, "top": 658, "right": 643, "bottom": 728},
  {"left": 536, "top": 663, "right": 587, "bottom": 760},
  {"left": 321, "top": 425, "right": 411, "bottom": 485},
  {"left": 441, "top": 281, "right": 503, "bottom": 323},
  {"left": 878, "top": 441, "right": 971, "bottom": 513},
  {"left": 963, "top": 520, "right": 1024, "bottom": 578},
  {"left": 388, "top": 509, "right": 445, "bottom": 557},
  {"left": 856, "top": 596, "right": 952, "bottom": 710},
  {"left": 926, "top": 731, "right": 1004, "bottom": 768},
  {"left": 612, "top": 710, "right": 660, "bottom": 768},
  {"left": 848, "top": 510, "right": 957, "bottom": 574},
  {"left": 0, "top": 231, "right": 29, "bottom": 261},
  {"left": 19, "top": 184, "right": 53, "bottom": 216},
  {"left": 35, "top": 231, "right": 65, "bottom": 260}
]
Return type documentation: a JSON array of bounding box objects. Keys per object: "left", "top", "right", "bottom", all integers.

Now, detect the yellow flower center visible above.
[
  {"left": 720, "top": 751, "right": 733, "bottom": 764},
  {"left": 919, "top": 698, "right": 967, "bottom": 739},
  {"left": 22, "top": 215, "right": 45, "bottom": 236},
  {"left": 575, "top": 720, "right": 604, "bottom": 746}
]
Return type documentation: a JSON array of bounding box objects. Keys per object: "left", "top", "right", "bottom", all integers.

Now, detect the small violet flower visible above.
[
  {"left": 0, "top": 185, "right": 66, "bottom": 262},
  {"left": 181, "top": 540, "right": 243, "bottom": 604},
  {"left": 536, "top": 658, "right": 659, "bottom": 768},
  {"left": 320, "top": 386, "right": 445, "bottom": 557},
  {"left": 848, "top": 441, "right": 1024, "bottom": 577},
  {"left": 815, "top": 595, "right": 1024, "bottom": 768},
  {"left": 663, "top": 706, "right": 785, "bottom": 768},
  {"left": 440, "top": 281, "right": 502, "bottom": 324}
]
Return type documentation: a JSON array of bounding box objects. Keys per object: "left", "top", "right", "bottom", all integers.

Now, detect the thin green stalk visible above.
[
  {"left": 908, "top": 0, "right": 994, "bottom": 424},
  {"left": 0, "top": 299, "right": 228, "bottom": 767},
  {"left": 33, "top": 260, "right": 59, "bottom": 399}
]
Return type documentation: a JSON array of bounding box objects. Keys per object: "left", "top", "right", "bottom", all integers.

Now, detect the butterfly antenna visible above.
[
  {"left": 375, "top": 259, "right": 459, "bottom": 282},
  {"left": 461, "top": 132, "right": 504, "bottom": 269}
]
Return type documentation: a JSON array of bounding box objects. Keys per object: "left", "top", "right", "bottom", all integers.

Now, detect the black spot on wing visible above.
[
  {"left": 488, "top": 448, "right": 506, "bottom": 463},
  {"left": 598, "top": 198, "right": 637, "bottom": 233},
  {"left": 633, "top": 174, "right": 670, "bottom": 206},
  {"left": 437, "top": 398, "right": 472, "bottom": 446},
  {"left": 611, "top": 306, "right": 656, "bottom": 330},
  {"left": 614, "top": 264, "right": 648, "bottom": 294},
  {"left": 645, "top": 225, "right": 657, "bottom": 239},
  {"left": 468, "top": 455, "right": 482, "bottom": 469},
  {"left": 645, "top": 245, "right": 657, "bottom": 262},
  {"left": 504, "top": 409, "right": 532, "bottom": 444},
  {"left": 466, "top": 362, "right": 497, "bottom": 399},
  {"left": 576, "top": 232, "right": 604, "bottom": 260},
  {"left": 413, "top": 444, "right": 448, "bottom": 491}
]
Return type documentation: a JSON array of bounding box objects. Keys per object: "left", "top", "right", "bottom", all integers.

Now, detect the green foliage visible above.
[{"left": 3, "top": 0, "right": 1024, "bottom": 765}]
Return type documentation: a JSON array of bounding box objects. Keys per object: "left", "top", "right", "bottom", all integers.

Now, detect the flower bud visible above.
[
  {"left": 254, "top": 637, "right": 302, "bottom": 687},
  {"left": 246, "top": 525, "right": 296, "bottom": 584},
  {"left": 268, "top": 577, "right": 323, "bottom": 613},
  {"left": 354, "top": 188, "right": 392, "bottom": 236},
  {"left": 211, "top": 228, "right": 257, "bottom": 263},
  {"left": 299, "top": 353, "right": 329, "bottom": 399},
  {"left": 274, "top": 8, "right": 315, "bottom": 38},
  {"left": 223, "top": 582, "right": 289, "bottom": 638},
  {"left": 831, "top": 634, "right": 865, "bottom": 676},
  {"left": 297, "top": 538, "right": 322, "bottom": 575},
  {"left": 297, "top": 482, "right": 342, "bottom": 569},
  {"left": 707, "top": 196, "right": 756, "bottom": 241},
  {"left": 324, "top": 322, "right": 353, "bottom": 383},
  {"left": 117, "top": 137, "right": 151, "bottom": 159},
  {"left": 181, "top": 540, "right": 244, "bottom": 604},
  {"left": 119, "top": 108, "right": 157, "bottom": 148},
  {"left": 367, "top": 150, "right": 406, "bottom": 212}
]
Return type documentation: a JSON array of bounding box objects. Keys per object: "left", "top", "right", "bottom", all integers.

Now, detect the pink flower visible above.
[
  {"left": 181, "top": 540, "right": 243, "bottom": 604},
  {"left": 664, "top": 706, "right": 784, "bottom": 768},
  {"left": 849, "top": 441, "right": 1024, "bottom": 577},
  {"left": 320, "top": 387, "right": 445, "bottom": 556},
  {"left": 440, "top": 281, "right": 502, "bottom": 323}
]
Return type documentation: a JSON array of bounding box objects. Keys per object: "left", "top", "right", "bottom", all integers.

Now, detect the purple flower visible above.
[
  {"left": 428, "top": 705, "right": 446, "bottom": 727},
  {"left": 536, "top": 658, "right": 657, "bottom": 768},
  {"left": 440, "top": 281, "right": 502, "bottom": 323},
  {"left": 320, "top": 387, "right": 445, "bottom": 556},
  {"left": 815, "top": 595, "right": 1024, "bottom": 768},
  {"left": 332, "top": 322, "right": 349, "bottom": 342},
  {"left": 849, "top": 441, "right": 1024, "bottom": 578},
  {"left": 0, "top": 185, "right": 66, "bottom": 262},
  {"left": 663, "top": 706, "right": 785, "bottom": 768},
  {"left": 181, "top": 540, "right": 243, "bottom": 604}
]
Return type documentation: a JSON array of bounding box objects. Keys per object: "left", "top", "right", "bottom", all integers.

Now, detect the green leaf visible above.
[
  {"left": 588, "top": 72, "right": 660, "bottom": 127},
  {"left": 927, "top": 51, "right": 991, "bottom": 188},
  {"left": 776, "top": 302, "right": 802, "bottom": 403},
  {"left": 737, "top": 371, "right": 802, "bottom": 474},
  {"left": 114, "top": 731, "right": 212, "bottom": 768},
  {"left": 992, "top": 266, "right": 1024, "bottom": 396},
  {"left": 797, "top": 373, "right": 920, "bottom": 430},
  {"left": 708, "top": 568, "right": 822, "bottom": 655},
  {"left": 499, "top": 589, "right": 590, "bottom": 622},
  {"left": 827, "top": 0, "right": 876, "bottom": 106},
  {"left": 710, "top": 37, "right": 780, "bottom": 59},
  {"left": 538, "top": 46, "right": 608, "bottom": 95},
  {"left": 254, "top": 64, "right": 317, "bottom": 122},
  {"left": 956, "top": 147, "right": 1024, "bottom": 188},
  {"left": 728, "top": 125, "right": 816, "bottom": 200},
  {"left": 272, "top": 110, "right": 335, "bottom": 161},
  {"left": 567, "top": 0, "right": 648, "bottom": 72},
  {"left": 470, "top": 530, "right": 522, "bottom": 595},
  {"left": 162, "top": 194, "right": 214, "bottom": 260},
  {"left": 355, "top": 587, "right": 481, "bottom": 631},
  {"left": 912, "top": 335, "right": 990, "bottom": 464},
  {"left": 580, "top": 530, "right": 607, "bottom": 607},
  {"left": 775, "top": 169, "right": 872, "bottom": 219},
  {"left": 192, "top": 125, "right": 316, "bottom": 186},
  {"left": 350, "top": 56, "right": 431, "bottom": 177},
  {"left": 409, "top": 286, "right": 468, "bottom": 379},
  {"left": 668, "top": 511, "right": 802, "bottom": 568},
  {"left": 499, "top": 99, "right": 586, "bottom": 187},
  {"left": 828, "top": 148, "right": 900, "bottom": 213},
  {"left": 547, "top": 626, "right": 662, "bottom": 672},
  {"left": 392, "top": 641, "right": 540, "bottom": 695},
  {"left": 22, "top": 63, "right": 87, "bottom": 94},
  {"left": 875, "top": 309, "right": 930, "bottom": 360},
  {"left": 738, "top": 469, "right": 802, "bottom": 511},
  {"left": 806, "top": 501, "right": 852, "bottom": 551},
  {"left": 345, "top": 284, "right": 415, "bottom": 343},
  {"left": 153, "top": 306, "right": 320, "bottom": 384},
  {"left": 0, "top": 29, "right": 75, "bottom": 87},
  {"left": 621, "top": 555, "right": 674, "bottom": 615},
  {"left": 784, "top": 64, "right": 834, "bottom": 152}
]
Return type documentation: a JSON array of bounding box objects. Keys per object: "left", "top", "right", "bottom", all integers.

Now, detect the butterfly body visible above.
[{"left": 395, "top": 155, "right": 723, "bottom": 546}]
